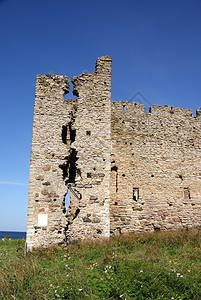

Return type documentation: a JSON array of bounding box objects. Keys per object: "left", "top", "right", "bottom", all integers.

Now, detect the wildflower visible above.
[
  {"left": 87, "top": 265, "right": 94, "bottom": 270},
  {"left": 119, "top": 294, "right": 124, "bottom": 298},
  {"left": 180, "top": 275, "right": 183, "bottom": 278},
  {"left": 78, "top": 289, "right": 83, "bottom": 291},
  {"left": 176, "top": 273, "right": 180, "bottom": 277},
  {"left": 188, "top": 270, "right": 191, "bottom": 272},
  {"left": 140, "top": 270, "right": 143, "bottom": 273}
]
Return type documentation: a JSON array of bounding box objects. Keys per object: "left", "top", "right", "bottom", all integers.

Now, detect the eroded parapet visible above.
[
  {"left": 112, "top": 101, "right": 199, "bottom": 118},
  {"left": 196, "top": 107, "right": 201, "bottom": 117}
]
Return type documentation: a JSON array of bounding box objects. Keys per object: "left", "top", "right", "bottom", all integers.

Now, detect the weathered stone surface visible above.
[
  {"left": 92, "top": 218, "right": 100, "bottom": 223},
  {"left": 26, "top": 56, "right": 201, "bottom": 251},
  {"left": 45, "top": 154, "right": 53, "bottom": 159},
  {"left": 36, "top": 175, "right": 44, "bottom": 180},
  {"left": 110, "top": 100, "right": 201, "bottom": 234},
  {"left": 83, "top": 217, "right": 91, "bottom": 223},
  {"left": 42, "top": 181, "right": 51, "bottom": 186},
  {"left": 49, "top": 192, "right": 56, "bottom": 198},
  {"left": 43, "top": 165, "right": 51, "bottom": 171},
  {"left": 98, "top": 173, "right": 105, "bottom": 177},
  {"left": 41, "top": 189, "right": 49, "bottom": 195}
]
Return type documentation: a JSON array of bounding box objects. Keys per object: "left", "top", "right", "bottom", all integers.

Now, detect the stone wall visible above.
[
  {"left": 66, "top": 56, "right": 111, "bottom": 242},
  {"left": 110, "top": 102, "right": 201, "bottom": 234},
  {"left": 26, "top": 57, "right": 111, "bottom": 250},
  {"left": 26, "top": 56, "right": 201, "bottom": 250}
]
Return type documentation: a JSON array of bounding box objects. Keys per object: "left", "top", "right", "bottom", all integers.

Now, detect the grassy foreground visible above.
[{"left": 0, "top": 229, "right": 200, "bottom": 300}]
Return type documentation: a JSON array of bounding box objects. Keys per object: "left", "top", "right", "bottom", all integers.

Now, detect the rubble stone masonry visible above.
[{"left": 26, "top": 56, "right": 201, "bottom": 250}]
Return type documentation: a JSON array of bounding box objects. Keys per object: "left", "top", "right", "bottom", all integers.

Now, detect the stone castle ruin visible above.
[{"left": 26, "top": 56, "right": 201, "bottom": 250}]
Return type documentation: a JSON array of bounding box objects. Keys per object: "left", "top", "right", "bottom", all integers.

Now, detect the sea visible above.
[{"left": 0, "top": 231, "right": 26, "bottom": 240}]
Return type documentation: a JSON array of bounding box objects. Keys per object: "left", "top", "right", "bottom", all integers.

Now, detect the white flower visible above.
[
  {"left": 180, "top": 275, "right": 183, "bottom": 278},
  {"left": 119, "top": 294, "right": 124, "bottom": 298},
  {"left": 140, "top": 270, "right": 143, "bottom": 273}
]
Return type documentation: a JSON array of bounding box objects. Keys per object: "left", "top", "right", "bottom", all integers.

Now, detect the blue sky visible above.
[{"left": 0, "top": 0, "right": 200, "bottom": 231}]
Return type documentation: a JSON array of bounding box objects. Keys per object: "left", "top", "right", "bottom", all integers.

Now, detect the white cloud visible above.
[{"left": 0, "top": 181, "right": 27, "bottom": 186}]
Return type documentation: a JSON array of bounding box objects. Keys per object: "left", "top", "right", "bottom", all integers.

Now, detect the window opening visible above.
[
  {"left": 87, "top": 172, "right": 92, "bottom": 178},
  {"left": 64, "top": 81, "right": 78, "bottom": 101},
  {"left": 122, "top": 105, "right": 125, "bottom": 112},
  {"left": 184, "top": 188, "right": 191, "bottom": 199},
  {"left": 61, "top": 122, "right": 76, "bottom": 145},
  {"left": 133, "top": 188, "right": 139, "bottom": 201},
  {"left": 64, "top": 184, "right": 72, "bottom": 214},
  {"left": 86, "top": 130, "right": 91, "bottom": 136},
  {"left": 111, "top": 166, "right": 118, "bottom": 193}
]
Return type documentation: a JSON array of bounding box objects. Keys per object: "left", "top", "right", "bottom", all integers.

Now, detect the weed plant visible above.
[{"left": 0, "top": 229, "right": 200, "bottom": 299}]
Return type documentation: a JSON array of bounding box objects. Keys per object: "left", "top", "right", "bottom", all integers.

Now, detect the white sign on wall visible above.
[{"left": 38, "top": 213, "right": 48, "bottom": 226}]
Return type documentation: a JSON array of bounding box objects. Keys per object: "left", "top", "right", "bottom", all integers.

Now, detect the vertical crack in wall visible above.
[{"left": 59, "top": 102, "right": 81, "bottom": 241}]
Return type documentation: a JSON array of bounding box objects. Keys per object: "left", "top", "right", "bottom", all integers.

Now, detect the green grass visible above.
[{"left": 0, "top": 229, "right": 200, "bottom": 299}]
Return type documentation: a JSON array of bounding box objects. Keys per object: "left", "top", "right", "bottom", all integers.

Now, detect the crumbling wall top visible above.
[
  {"left": 112, "top": 101, "right": 201, "bottom": 120},
  {"left": 35, "top": 74, "right": 69, "bottom": 96}
]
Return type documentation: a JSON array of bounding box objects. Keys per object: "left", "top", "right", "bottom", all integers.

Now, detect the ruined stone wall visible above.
[
  {"left": 26, "top": 57, "right": 111, "bottom": 250},
  {"left": 27, "top": 56, "right": 201, "bottom": 250},
  {"left": 65, "top": 56, "right": 112, "bottom": 242},
  {"left": 26, "top": 74, "right": 73, "bottom": 250},
  {"left": 110, "top": 102, "right": 201, "bottom": 234}
]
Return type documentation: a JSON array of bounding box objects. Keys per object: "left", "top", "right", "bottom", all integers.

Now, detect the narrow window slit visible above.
[
  {"left": 111, "top": 166, "right": 118, "bottom": 193},
  {"left": 184, "top": 188, "right": 191, "bottom": 200},
  {"left": 133, "top": 188, "right": 139, "bottom": 201}
]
